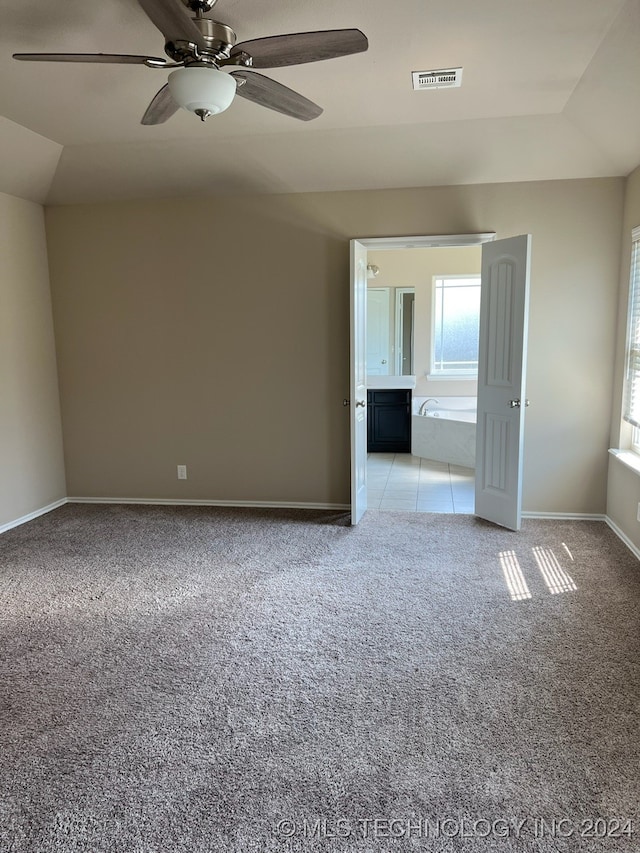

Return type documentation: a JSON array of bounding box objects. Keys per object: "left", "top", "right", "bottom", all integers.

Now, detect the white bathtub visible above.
[
  {"left": 424, "top": 409, "right": 476, "bottom": 424},
  {"left": 412, "top": 397, "right": 476, "bottom": 468}
]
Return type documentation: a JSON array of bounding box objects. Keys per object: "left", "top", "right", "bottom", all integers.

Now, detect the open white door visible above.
[
  {"left": 475, "top": 235, "right": 531, "bottom": 531},
  {"left": 350, "top": 240, "right": 368, "bottom": 525}
]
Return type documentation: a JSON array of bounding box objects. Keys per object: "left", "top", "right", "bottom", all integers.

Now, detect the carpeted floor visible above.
[{"left": 0, "top": 504, "right": 639, "bottom": 852}]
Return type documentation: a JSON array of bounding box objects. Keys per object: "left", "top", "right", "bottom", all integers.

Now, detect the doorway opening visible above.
[
  {"left": 350, "top": 232, "right": 531, "bottom": 530},
  {"left": 362, "top": 236, "right": 491, "bottom": 516}
]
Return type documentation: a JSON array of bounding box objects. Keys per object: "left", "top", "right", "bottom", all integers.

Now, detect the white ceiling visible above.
[{"left": 1, "top": 0, "right": 639, "bottom": 204}]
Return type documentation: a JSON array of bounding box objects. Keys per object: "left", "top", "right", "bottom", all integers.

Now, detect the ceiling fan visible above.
[{"left": 13, "top": 0, "right": 368, "bottom": 124}]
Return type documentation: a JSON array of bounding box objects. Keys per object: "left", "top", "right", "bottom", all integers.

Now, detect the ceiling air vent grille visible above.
[{"left": 412, "top": 67, "right": 463, "bottom": 90}]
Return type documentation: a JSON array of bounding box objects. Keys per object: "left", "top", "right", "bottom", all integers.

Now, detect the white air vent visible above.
[{"left": 412, "top": 67, "right": 463, "bottom": 90}]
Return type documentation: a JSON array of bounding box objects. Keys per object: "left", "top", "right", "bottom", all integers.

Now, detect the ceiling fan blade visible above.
[
  {"left": 141, "top": 84, "right": 179, "bottom": 125},
  {"left": 230, "top": 29, "right": 368, "bottom": 68},
  {"left": 229, "top": 71, "right": 322, "bottom": 121},
  {"left": 13, "top": 52, "right": 168, "bottom": 65},
  {"left": 136, "top": 0, "right": 206, "bottom": 49}
]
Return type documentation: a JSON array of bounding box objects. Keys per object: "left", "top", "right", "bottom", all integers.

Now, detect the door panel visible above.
[
  {"left": 486, "top": 259, "right": 515, "bottom": 385},
  {"left": 475, "top": 235, "right": 531, "bottom": 531}
]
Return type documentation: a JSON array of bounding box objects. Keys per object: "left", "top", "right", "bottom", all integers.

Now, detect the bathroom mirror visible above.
[{"left": 366, "top": 287, "right": 415, "bottom": 376}]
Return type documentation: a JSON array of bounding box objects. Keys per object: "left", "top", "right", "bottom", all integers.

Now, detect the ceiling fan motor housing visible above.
[{"left": 166, "top": 18, "right": 236, "bottom": 64}]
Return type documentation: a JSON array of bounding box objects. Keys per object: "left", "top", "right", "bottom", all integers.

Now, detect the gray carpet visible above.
[{"left": 0, "top": 504, "right": 639, "bottom": 852}]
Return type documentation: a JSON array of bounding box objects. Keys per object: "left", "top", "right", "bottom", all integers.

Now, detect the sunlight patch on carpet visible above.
[
  {"left": 532, "top": 546, "right": 577, "bottom": 595},
  {"left": 499, "top": 549, "right": 532, "bottom": 601}
]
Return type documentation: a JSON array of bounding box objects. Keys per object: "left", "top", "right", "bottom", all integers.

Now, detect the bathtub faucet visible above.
[{"left": 419, "top": 398, "right": 439, "bottom": 416}]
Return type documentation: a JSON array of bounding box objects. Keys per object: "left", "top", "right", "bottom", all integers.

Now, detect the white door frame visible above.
[
  {"left": 357, "top": 235, "right": 496, "bottom": 251},
  {"left": 350, "top": 233, "right": 496, "bottom": 524}
]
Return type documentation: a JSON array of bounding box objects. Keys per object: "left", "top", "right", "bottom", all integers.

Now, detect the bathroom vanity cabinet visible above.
[{"left": 367, "top": 389, "right": 412, "bottom": 452}]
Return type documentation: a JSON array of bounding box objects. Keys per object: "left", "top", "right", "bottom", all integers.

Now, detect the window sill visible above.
[{"left": 608, "top": 448, "right": 640, "bottom": 476}]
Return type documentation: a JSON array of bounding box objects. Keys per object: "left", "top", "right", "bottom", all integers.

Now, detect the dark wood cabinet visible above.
[{"left": 367, "top": 389, "right": 412, "bottom": 452}]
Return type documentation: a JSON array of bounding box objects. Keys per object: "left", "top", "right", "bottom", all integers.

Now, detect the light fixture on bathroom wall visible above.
[{"left": 367, "top": 264, "right": 380, "bottom": 279}]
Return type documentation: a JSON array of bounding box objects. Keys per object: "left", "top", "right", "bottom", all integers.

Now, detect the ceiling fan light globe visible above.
[{"left": 168, "top": 67, "right": 236, "bottom": 116}]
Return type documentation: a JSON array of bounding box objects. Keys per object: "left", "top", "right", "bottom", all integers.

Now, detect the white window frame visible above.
[
  {"left": 429, "top": 274, "right": 481, "bottom": 379},
  {"left": 623, "top": 226, "right": 640, "bottom": 454}
]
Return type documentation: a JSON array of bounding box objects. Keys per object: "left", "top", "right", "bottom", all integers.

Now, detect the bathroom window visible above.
[
  {"left": 624, "top": 225, "right": 640, "bottom": 452},
  {"left": 431, "top": 275, "right": 481, "bottom": 377}
]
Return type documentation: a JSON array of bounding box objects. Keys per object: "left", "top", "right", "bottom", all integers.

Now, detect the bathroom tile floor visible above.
[{"left": 367, "top": 453, "right": 475, "bottom": 514}]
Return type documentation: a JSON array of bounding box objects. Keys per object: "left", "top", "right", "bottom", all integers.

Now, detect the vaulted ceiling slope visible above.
[{"left": 1, "top": 0, "right": 639, "bottom": 205}]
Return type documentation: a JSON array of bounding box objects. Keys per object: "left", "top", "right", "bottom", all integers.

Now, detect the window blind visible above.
[{"left": 623, "top": 226, "right": 640, "bottom": 428}]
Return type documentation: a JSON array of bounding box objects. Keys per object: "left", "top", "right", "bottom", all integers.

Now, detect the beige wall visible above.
[
  {"left": 45, "top": 178, "right": 623, "bottom": 513},
  {"left": 607, "top": 164, "right": 640, "bottom": 546},
  {"left": 0, "top": 191, "right": 66, "bottom": 528},
  {"left": 367, "top": 246, "right": 481, "bottom": 398}
]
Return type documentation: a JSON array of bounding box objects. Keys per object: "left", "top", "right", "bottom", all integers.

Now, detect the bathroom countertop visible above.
[{"left": 366, "top": 375, "right": 416, "bottom": 389}]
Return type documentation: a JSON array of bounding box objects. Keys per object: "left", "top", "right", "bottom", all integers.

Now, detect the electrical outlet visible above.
[{"left": 177, "top": 465, "right": 187, "bottom": 480}]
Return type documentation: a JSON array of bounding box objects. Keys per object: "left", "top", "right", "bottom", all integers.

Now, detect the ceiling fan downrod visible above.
[{"left": 181, "top": 0, "right": 220, "bottom": 13}]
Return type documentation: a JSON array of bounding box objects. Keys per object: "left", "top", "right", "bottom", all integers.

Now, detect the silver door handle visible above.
[
  {"left": 381, "top": 359, "right": 387, "bottom": 364},
  {"left": 509, "top": 399, "right": 530, "bottom": 408}
]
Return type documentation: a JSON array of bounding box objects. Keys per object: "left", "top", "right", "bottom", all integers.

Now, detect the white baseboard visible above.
[
  {"left": 605, "top": 516, "right": 640, "bottom": 561},
  {"left": 67, "top": 497, "right": 351, "bottom": 511},
  {"left": 522, "top": 511, "right": 606, "bottom": 521},
  {"left": 0, "top": 498, "right": 68, "bottom": 535}
]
